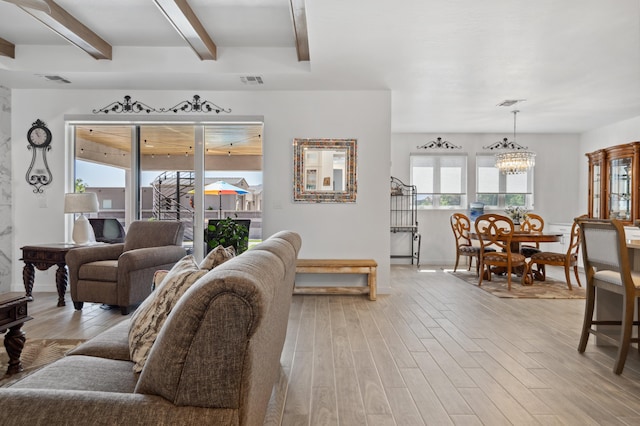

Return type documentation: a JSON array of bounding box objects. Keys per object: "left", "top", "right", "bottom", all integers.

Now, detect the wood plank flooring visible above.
[{"left": 15, "top": 265, "right": 640, "bottom": 425}]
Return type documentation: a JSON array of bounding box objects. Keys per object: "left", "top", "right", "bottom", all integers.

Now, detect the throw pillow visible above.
[
  {"left": 128, "top": 255, "right": 208, "bottom": 373},
  {"left": 199, "top": 244, "right": 236, "bottom": 270},
  {"left": 152, "top": 269, "right": 169, "bottom": 291}
]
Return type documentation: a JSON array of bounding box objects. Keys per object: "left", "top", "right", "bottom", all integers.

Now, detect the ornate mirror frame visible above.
[{"left": 293, "top": 138, "right": 357, "bottom": 203}]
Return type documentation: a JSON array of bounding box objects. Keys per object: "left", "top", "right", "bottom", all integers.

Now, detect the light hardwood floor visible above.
[{"left": 17, "top": 265, "right": 640, "bottom": 425}]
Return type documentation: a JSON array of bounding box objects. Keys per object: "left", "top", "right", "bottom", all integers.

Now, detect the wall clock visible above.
[{"left": 25, "top": 119, "right": 53, "bottom": 193}]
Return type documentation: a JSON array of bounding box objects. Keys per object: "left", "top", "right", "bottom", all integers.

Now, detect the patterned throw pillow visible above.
[
  {"left": 199, "top": 245, "right": 236, "bottom": 270},
  {"left": 128, "top": 255, "right": 208, "bottom": 373}
]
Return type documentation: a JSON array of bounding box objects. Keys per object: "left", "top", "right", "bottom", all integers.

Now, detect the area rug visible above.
[
  {"left": 0, "top": 339, "right": 84, "bottom": 388},
  {"left": 449, "top": 271, "right": 586, "bottom": 299}
]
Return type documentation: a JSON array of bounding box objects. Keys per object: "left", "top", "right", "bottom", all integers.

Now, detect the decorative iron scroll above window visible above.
[
  {"left": 417, "top": 137, "right": 462, "bottom": 150},
  {"left": 93, "top": 95, "right": 231, "bottom": 114},
  {"left": 92, "top": 96, "right": 156, "bottom": 114},
  {"left": 159, "top": 95, "right": 231, "bottom": 113}
]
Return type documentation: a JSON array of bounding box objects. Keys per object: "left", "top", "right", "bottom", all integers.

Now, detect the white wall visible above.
[
  {"left": 391, "top": 132, "right": 582, "bottom": 265},
  {"left": 0, "top": 86, "right": 10, "bottom": 293},
  {"left": 10, "top": 90, "right": 392, "bottom": 294},
  {"left": 578, "top": 115, "right": 640, "bottom": 214}
]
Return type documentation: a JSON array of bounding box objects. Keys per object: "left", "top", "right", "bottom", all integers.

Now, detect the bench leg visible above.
[{"left": 369, "top": 267, "right": 377, "bottom": 301}]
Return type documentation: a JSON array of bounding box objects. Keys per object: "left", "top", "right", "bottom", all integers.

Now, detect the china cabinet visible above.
[{"left": 587, "top": 142, "right": 640, "bottom": 223}]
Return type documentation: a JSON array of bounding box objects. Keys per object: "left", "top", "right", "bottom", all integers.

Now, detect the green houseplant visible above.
[{"left": 205, "top": 217, "right": 250, "bottom": 254}]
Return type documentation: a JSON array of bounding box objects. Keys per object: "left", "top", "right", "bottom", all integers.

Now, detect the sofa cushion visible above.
[
  {"left": 67, "top": 320, "right": 132, "bottom": 361},
  {"left": 128, "top": 255, "right": 208, "bottom": 373},
  {"left": 199, "top": 245, "right": 236, "bottom": 270},
  {"left": 10, "top": 355, "right": 138, "bottom": 393},
  {"left": 78, "top": 260, "right": 119, "bottom": 281}
]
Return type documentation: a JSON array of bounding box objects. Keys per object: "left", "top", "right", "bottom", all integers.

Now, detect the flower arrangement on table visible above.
[{"left": 504, "top": 206, "right": 529, "bottom": 224}]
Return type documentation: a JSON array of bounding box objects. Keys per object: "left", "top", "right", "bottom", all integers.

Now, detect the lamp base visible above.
[{"left": 72, "top": 214, "right": 96, "bottom": 245}]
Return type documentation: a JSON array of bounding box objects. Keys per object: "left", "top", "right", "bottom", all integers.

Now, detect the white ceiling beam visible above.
[
  {"left": 17, "top": 0, "right": 112, "bottom": 60},
  {"left": 0, "top": 37, "right": 15, "bottom": 58},
  {"left": 289, "top": 0, "right": 310, "bottom": 61},
  {"left": 154, "top": 0, "right": 217, "bottom": 61}
]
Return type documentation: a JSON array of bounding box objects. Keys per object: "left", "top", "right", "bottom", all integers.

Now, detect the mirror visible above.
[{"left": 293, "top": 138, "right": 357, "bottom": 202}]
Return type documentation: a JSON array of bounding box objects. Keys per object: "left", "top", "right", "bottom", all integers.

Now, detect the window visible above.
[
  {"left": 476, "top": 154, "right": 534, "bottom": 209},
  {"left": 410, "top": 154, "right": 467, "bottom": 209}
]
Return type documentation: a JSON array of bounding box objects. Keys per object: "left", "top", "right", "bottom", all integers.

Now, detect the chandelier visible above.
[{"left": 493, "top": 110, "right": 535, "bottom": 175}]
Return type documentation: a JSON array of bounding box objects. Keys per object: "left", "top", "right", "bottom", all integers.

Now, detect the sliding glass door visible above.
[{"left": 71, "top": 120, "right": 263, "bottom": 261}]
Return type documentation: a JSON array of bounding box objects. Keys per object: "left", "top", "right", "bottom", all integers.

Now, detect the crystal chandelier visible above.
[{"left": 494, "top": 110, "right": 535, "bottom": 175}]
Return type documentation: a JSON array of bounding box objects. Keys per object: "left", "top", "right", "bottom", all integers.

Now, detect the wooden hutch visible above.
[{"left": 587, "top": 142, "right": 640, "bottom": 224}]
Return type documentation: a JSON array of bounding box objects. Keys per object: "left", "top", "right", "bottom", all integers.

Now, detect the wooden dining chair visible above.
[
  {"left": 450, "top": 213, "right": 494, "bottom": 276},
  {"left": 525, "top": 220, "right": 582, "bottom": 290},
  {"left": 576, "top": 217, "right": 640, "bottom": 374},
  {"left": 474, "top": 213, "right": 527, "bottom": 290},
  {"left": 520, "top": 213, "right": 545, "bottom": 257}
]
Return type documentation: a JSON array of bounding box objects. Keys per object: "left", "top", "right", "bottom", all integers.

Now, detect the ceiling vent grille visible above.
[
  {"left": 240, "top": 76, "right": 264, "bottom": 85},
  {"left": 43, "top": 75, "right": 72, "bottom": 84},
  {"left": 497, "top": 99, "right": 526, "bottom": 107}
]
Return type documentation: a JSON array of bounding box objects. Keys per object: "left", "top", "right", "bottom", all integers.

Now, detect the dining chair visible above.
[
  {"left": 520, "top": 213, "right": 545, "bottom": 257},
  {"left": 525, "top": 220, "right": 582, "bottom": 290},
  {"left": 576, "top": 217, "right": 640, "bottom": 374},
  {"left": 474, "top": 213, "right": 527, "bottom": 290},
  {"left": 450, "top": 213, "right": 494, "bottom": 276}
]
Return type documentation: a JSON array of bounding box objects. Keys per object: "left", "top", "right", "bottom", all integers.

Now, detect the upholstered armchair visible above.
[{"left": 66, "top": 220, "right": 186, "bottom": 315}]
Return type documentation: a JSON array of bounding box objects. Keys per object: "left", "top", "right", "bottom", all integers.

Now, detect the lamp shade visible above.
[
  {"left": 64, "top": 192, "right": 99, "bottom": 214},
  {"left": 64, "top": 192, "right": 99, "bottom": 245}
]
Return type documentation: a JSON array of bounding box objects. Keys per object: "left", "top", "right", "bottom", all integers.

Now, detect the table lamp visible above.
[{"left": 64, "top": 192, "right": 99, "bottom": 244}]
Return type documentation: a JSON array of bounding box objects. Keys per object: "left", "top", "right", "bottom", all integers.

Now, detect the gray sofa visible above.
[{"left": 0, "top": 230, "right": 302, "bottom": 426}]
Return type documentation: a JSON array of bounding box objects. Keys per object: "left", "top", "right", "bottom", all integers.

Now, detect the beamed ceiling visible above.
[{"left": 1, "top": 1, "right": 640, "bottom": 134}]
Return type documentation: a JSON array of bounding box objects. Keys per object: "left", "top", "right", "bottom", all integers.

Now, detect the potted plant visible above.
[
  {"left": 504, "top": 206, "right": 529, "bottom": 226},
  {"left": 205, "top": 217, "right": 250, "bottom": 254}
]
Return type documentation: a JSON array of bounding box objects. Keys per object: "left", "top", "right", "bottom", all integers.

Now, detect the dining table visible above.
[{"left": 469, "top": 230, "right": 562, "bottom": 283}]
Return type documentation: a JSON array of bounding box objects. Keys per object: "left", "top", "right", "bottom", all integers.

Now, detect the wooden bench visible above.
[{"left": 294, "top": 259, "right": 377, "bottom": 300}]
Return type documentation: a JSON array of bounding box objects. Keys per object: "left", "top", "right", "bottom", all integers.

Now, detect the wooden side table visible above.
[
  {"left": 20, "top": 243, "right": 81, "bottom": 307},
  {"left": 0, "top": 293, "right": 32, "bottom": 375}
]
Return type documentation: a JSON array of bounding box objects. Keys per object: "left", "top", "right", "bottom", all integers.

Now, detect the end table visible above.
[
  {"left": 0, "top": 293, "right": 32, "bottom": 375},
  {"left": 20, "top": 243, "right": 81, "bottom": 307}
]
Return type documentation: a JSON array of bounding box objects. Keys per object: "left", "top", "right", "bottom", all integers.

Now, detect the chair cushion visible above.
[
  {"left": 459, "top": 246, "right": 496, "bottom": 254},
  {"left": 128, "top": 255, "right": 208, "bottom": 373},
  {"left": 78, "top": 260, "right": 119, "bottom": 282},
  {"left": 459, "top": 246, "right": 480, "bottom": 254},
  {"left": 199, "top": 245, "right": 236, "bottom": 270},
  {"left": 531, "top": 252, "right": 565, "bottom": 263},
  {"left": 483, "top": 252, "right": 526, "bottom": 263},
  {"left": 594, "top": 270, "right": 640, "bottom": 289}
]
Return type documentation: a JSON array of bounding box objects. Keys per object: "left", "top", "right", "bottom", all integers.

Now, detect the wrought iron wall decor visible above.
[
  {"left": 482, "top": 137, "right": 529, "bottom": 151},
  {"left": 93, "top": 94, "right": 231, "bottom": 114},
  {"left": 92, "top": 95, "right": 156, "bottom": 114},
  {"left": 417, "top": 137, "right": 462, "bottom": 150},
  {"left": 25, "top": 119, "right": 53, "bottom": 193},
  {"left": 159, "top": 95, "right": 231, "bottom": 113}
]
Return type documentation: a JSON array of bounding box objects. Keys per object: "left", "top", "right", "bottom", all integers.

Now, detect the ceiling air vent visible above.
[
  {"left": 497, "top": 99, "right": 526, "bottom": 107},
  {"left": 240, "top": 76, "right": 264, "bottom": 85},
  {"left": 43, "top": 75, "right": 72, "bottom": 84}
]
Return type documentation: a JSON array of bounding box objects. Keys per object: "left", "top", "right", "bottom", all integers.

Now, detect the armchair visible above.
[{"left": 66, "top": 220, "right": 186, "bottom": 315}]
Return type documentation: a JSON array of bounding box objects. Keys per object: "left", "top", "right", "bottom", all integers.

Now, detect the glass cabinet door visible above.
[
  {"left": 609, "top": 157, "right": 632, "bottom": 220},
  {"left": 592, "top": 162, "right": 601, "bottom": 218}
]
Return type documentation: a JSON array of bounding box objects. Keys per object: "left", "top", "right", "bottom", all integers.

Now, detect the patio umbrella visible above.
[{"left": 198, "top": 180, "right": 249, "bottom": 218}]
